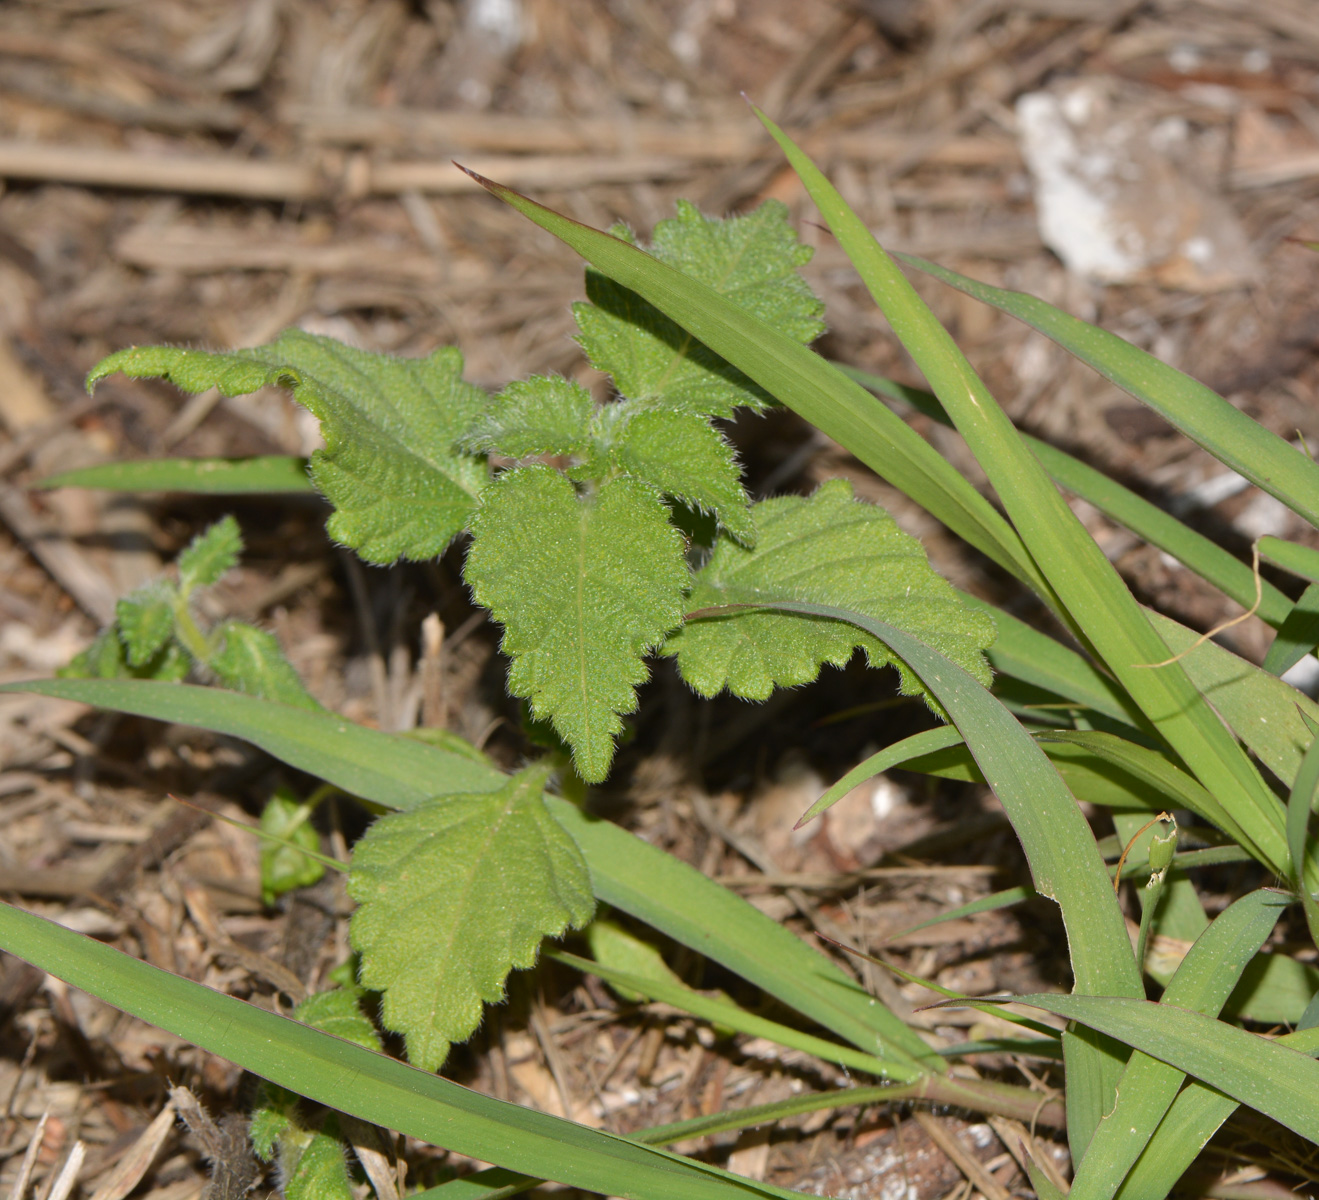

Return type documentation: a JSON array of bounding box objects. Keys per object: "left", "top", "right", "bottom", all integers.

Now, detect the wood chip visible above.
[{"left": 87, "top": 1102, "right": 176, "bottom": 1200}]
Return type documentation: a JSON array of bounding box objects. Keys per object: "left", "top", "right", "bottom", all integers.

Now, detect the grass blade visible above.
[
  {"left": 0, "top": 902, "right": 805, "bottom": 1200},
  {"left": 1262, "top": 582, "right": 1319, "bottom": 676},
  {"left": 754, "top": 108, "right": 1288, "bottom": 892},
  {"left": 960, "top": 595, "right": 1142, "bottom": 730},
  {"left": 844, "top": 365, "right": 1291, "bottom": 628},
  {"left": 0, "top": 679, "right": 939, "bottom": 1073},
  {"left": 0, "top": 678, "right": 503, "bottom": 805},
  {"left": 548, "top": 798, "right": 940, "bottom": 1072},
  {"left": 705, "top": 598, "right": 1142, "bottom": 1160},
  {"left": 547, "top": 949, "right": 897, "bottom": 1077},
  {"left": 800, "top": 725, "right": 965, "bottom": 827},
  {"left": 1260, "top": 535, "right": 1319, "bottom": 585},
  {"left": 998, "top": 991, "right": 1319, "bottom": 1144},
  {"left": 1034, "top": 731, "right": 1237, "bottom": 844},
  {"left": 1147, "top": 611, "right": 1319, "bottom": 792},
  {"left": 38, "top": 456, "right": 314, "bottom": 493},
  {"left": 1068, "top": 889, "right": 1287, "bottom": 1200},
  {"left": 1286, "top": 716, "right": 1319, "bottom": 947},
  {"left": 1114, "top": 1025, "right": 1319, "bottom": 1199},
  {"left": 898, "top": 255, "right": 1319, "bottom": 529}
]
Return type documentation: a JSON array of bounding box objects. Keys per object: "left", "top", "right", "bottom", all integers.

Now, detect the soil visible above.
[{"left": 2, "top": 2, "right": 1319, "bottom": 1198}]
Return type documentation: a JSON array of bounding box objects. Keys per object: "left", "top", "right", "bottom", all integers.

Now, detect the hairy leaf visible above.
[
  {"left": 283, "top": 1123, "right": 354, "bottom": 1200},
  {"left": 61, "top": 630, "right": 190, "bottom": 683},
  {"left": 666, "top": 480, "right": 995, "bottom": 704},
  {"left": 465, "top": 466, "right": 687, "bottom": 782},
  {"left": 293, "top": 987, "right": 381, "bottom": 1053},
  {"left": 177, "top": 515, "right": 242, "bottom": 593},
  {"left": 605, "top": 407, "right": 753, "bottom": 544},
  {"left": 211, "top": 622, "right": 321, "bottom": 711},
  {"left": 259, "top": 788, "right": 325, "bottom": 906},
  {"left": 115, "top": 582, "right": 175, "bottom": 667},
  {"left": 462, "top": 375, "right": 594, "bottom": 459},
  {"left": 89, "top": 331, "right": 489, "bottom": 563},
  {"left": 574, "top": 200, "right": 824, "bottom": 418},
  {"left": 347, "top": 765, "right": 595, "bottom": 1071}
]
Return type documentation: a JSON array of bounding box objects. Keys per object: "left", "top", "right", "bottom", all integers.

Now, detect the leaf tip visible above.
[{"left": 453, "top": 161, "right": 500, "bottom": 194}]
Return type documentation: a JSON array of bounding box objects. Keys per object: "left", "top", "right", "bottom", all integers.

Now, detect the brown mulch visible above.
[{"left": 3, "top": 2, "right": 1319, "bottom": 1198}]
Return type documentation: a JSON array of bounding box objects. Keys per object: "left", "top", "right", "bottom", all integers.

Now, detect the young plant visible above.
[{"left": 3, "top": 111, "right": 1319, "bottom": 1200}]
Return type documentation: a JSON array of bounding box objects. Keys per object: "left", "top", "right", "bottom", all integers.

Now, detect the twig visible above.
[
  {"left": 0, "top": 486, "right": 118, "bottom": 624},
  {"left": 0, "top": 141, "right": 693, "bottom": 200},
  {"left": 912, "top": 1111, "right": 1010, "bottom": 1200}
]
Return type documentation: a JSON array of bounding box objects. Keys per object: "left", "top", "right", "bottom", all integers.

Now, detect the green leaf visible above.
[
  {"left": 465, "top": 466, "right": 687, "bottom": 782},
  {"left": 586, "top": 917, "right": 684, "bottom": 1004},
  {"left": 1068, "top": 889, "right": 1285, "bottom": 1200},
  {"left": 347, "top": 765, "right": 595, "bottom": 1071},
  {"left": 38, "top": 456, "right": 314, "bottom": 494},
  {"left": 0, "top": 679, "right": 504, "bottom": 807},
  {"left": 1148, "top": 610, "right": 1319, "bottom": 794},
  {"left": 573, "top": 200, "right": 824, "bottom": 419},
  {"left": 252, "top": 991, "right": 381, "bottom": 1200},
  {"left": 999, "top": 990, "right": 1319, "bottom": 1145},
  {"left": 114, "top": 581, "right": 177, "bottom": 667},
  {"left": 284, "top": 1123, "right": 355, "bottom": 1200},
  {"left": 462, "top": 375, "right": 594, "bottom": 459},
  {"left": 463, "top": 170, "right": 1053, "bottom": 606},
  {"left": 666, "top": 480, "right": 995, "bottom": 707},
  {"left": 1263, "top": 582, "right": 1319, "bottom": 676},
  {"left": 549, "top": 948, "right": 896, "bottom": 1077},
  {"left": 901, "top": 256, "right": 1319, "bottom": 530},
  {"left": 89, "top": 331, "right": 489, "bottom": 564},
  {"left": 603, "top": 407, "right": 753, "bottom": 543},
  {"left": 840, "top": 364, "right": 1295, "bottom": 629},
  {"left": 799, "top": 725, "right": 967, "bottom": 827},
  {"left": 61, "top": 631, "right": 190, "bottom": 683},
  {"left": 1287, "top": 717, "right": 1319, "bottom": 949},
  {"left": 1261, "top": 535, "right": 1319, "bottom": 585},
  {"left": 178, "top": 515, "right": 243, "bottom": 593},
  {"left": 260, "top": 788, "right": 326, "bottom": 906},
  {"left": 293, "top": 987, "right": 382, "bottom": 1053},
  {"left": 1036, "top": 730, "right": 1233, "bottom": 836},
  {"left": 211, "top": 621, "right": 322, "bottom": 711}
]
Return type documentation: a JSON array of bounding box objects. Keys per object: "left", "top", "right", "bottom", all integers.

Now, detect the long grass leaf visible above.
[
  {"left": 999, "top": 991, "right": 1319, "bottom": 1144},
  {"left": 0, "top": 679, "right": 937, "bottom": 1072},
  {"left": 1034, "top": 731, "right": 1238, "bottom": 844},
  {"left": 1147, "top": 612, "right": 1319, "bottom": 791},
  {"left": 1068, "top": 890, "right": 1286, "bottom": 1200},
  {"left": 38, "top": 456, "right": 314, "bottom": 493},
  {"left": 547, "top": 949, "right": 896, "bottom": 1077},
  {"left": 0, "top": 678, "right": 503, "bottom": 805},
  {"left": 710, "top": 598, "right": 1142, "bottom": 1159},
  {"left": 548, "top": 798, "right": 940, "bottom": 1072},
  {"left": 959, "top": 596, "right": 1141, "bottom": 729},
  {"left": 1262, "top": 583, "right": 1319, "bottom": 676},
  {"left": 1115, "top": 1024, "right": 1319, "bottom": 1199},
  {"left": 1286, "top": 719, "right": 1319, "bottom": 946},
  {"left": 898, "top": 256, "right": 1319, "bottom": 529},
  {"left": 754, "top": 109, "right": 1288, "bottom": 890},
  {"left": 843, "top": 365, "right": 1291, "bottom": 627},
  {"left": 800, "top": 725, "right": 965, "bottom": 826},
  {"left": 0, "top": 902, "right": 803, "bottom": 1200}
]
